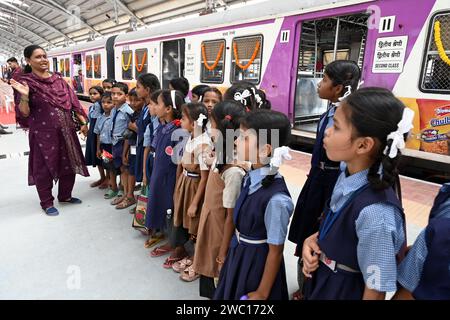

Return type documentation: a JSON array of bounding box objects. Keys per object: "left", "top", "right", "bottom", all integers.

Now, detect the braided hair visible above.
[
  {"left": 342, "top": 87, "right": 406, "bottom": 191},
  {"left": 181, "top": 102, "right": 209, "bottom": 132}
]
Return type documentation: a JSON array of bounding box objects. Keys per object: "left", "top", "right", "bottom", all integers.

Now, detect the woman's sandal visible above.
[
  {"left": 116, "top": 197, "right": 136, "bottom": 210},
  {"left": 163, "top": 256, "right": 186, "bottom": 269},
  {"left": 180, "top": 265, "right": 200, "bottom": 282},
  {"left": 150, "top": 245, "right": 171, "bottom": 257},
  {"left": 172, "top": 257, "right": 193, "bottom": 273}
]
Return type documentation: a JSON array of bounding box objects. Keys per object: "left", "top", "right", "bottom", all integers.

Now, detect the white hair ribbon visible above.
[
  {"left": 170, "top": 90, "right": 177, "bottom": 109},
  {"left": 384, "top": 107, "right": 415, "bottom": 158},
  {"left": 234, "top": 89, "right": 252, "bottom": 106},
  {"left": 357, "top": 80, "right": 364, "bottom": 89},
  {"left": 197, "top": 113, "right": 207, "bottom": 127},
  {"left": 336, "top": 85, "right": 353, "bottom": 106},
  {"left": 269, "top": 146, "right": 292, "bottom": 170},
  {"left": 251, "top": 87, "right": 263, "bottom": 108}
]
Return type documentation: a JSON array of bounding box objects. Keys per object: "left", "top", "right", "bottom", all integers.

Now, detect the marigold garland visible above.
[
  {"left": 65, "top": 59, "right": 70, "bottom": 74},
  {"left": 202, "top": 42, "right": 224, "bottom": 71},
  {"left": 122, "top": 52, "right": 132, "bottom": 71},
  {"left": 86, "top": 56, "right": 92, "bottom": 71},
  {"left": 94, "top": 55, "right": 101, "bottom": 73},
  {"left": 434, "top": 21, "right": 450, "bottom": 67},
  {"left": 233, "top": 41, "right": 260, "bottom": 70},
  {"left": 135, "top": 51, "right": 147, "bottom": 72}
]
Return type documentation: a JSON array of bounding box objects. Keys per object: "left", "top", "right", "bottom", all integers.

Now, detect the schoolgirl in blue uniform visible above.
[
  {"left": 302, "top": 87, "right": 413, "bottom": 300},
  {"left": 85, "top": 86, "right": 107, "bottom": 188},
  {"left": 288, "top": 60, "right": 360, "bottom": 299},
  {"left": 214, "top": 109, "right": 294, "bottom": 300},
  {"left": 394, "top": 182, "right": 450, "bottom": 300},
  {"left": 146, "top": 90, "right": 189, "bottom": 266}
]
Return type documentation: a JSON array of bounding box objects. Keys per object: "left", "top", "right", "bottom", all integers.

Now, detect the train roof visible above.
[{"left": 47, "top": 37, "right": 110, "bottom": 57}]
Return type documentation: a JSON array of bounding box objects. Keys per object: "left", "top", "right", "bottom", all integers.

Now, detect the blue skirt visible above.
[
  {"left": 134, "top": 144, "right": 145, "bottom": 182},
  {"left": 112, "top": 140, "right": 124, "bottom": 169},
  {"left": 214, "top": 242, "right": 288, "bottom": 300},
  {"left": 304, "top": 263, "right": 365, "bottom": 300},
  {"left": 84, "top": 118, "right": 102, "bottom": 167}
]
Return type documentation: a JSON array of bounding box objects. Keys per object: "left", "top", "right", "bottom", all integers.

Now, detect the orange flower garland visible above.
[
  {"left": 233, "top": 41, "right": 260, "bottom": 70},
  {"left": 135, "top": 51, "right": 147, "bottom": 72},
  {"left": 65, "top": 59, "right": 70, "bottom": 73},
  {"left": 202, "top": 42, "right": 224, "bottom": 71},
  {"left": 86, "top": 56, "right": 92, "bottom": 71},
  {"left": 94, "top": 55, "right": 101, "bottom": 73}
]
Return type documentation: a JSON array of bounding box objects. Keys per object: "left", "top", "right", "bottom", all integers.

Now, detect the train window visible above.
[
  {"left": 135, "top": 48, "right": 148, "bottom": 79},
  {"left": 231, "top": 35, "right": 263, "bottom": 85},
  {"left": 420, "top": 11, "right": 450, "bottom": 94},
  {"left": 94, "top": 54, "right": 102, "bottom": 79},
  {"left": 65, "top": 58, "right": 70, "bottom": 77},
  {"left": 85, "top": 55, "right": 93, "bottom": 79},
  {"left": 201, "top": 39, "right": 225, "bottom": 83},
  {"left": 53, "top": 57, "right": 58, "bottom": 73},
  {"left": 122, "top": 50, "right": 133, "bottom": 80}
]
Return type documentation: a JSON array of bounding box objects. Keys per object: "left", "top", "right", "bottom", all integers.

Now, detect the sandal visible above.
[
  {"left": 172, "top": 257, "right": 193, "bottom": 273},
  {"left": 180, "top": 265, "right": 200, "bottom": 282},
  {"left": 98, "top": 181, "right": 109, "bottom": 189},
  {"left": 145, "top": 234, "right": 165, "bottom": 249},
  {"left": 104, "top": 189, "right": 118, "bottom": 199},
  {"left": 163, "top": 256, "right": 185, "bottom": 269},
  {"left": 150, "top": 245, "right": 171, "bottom": 257},
  {"left": 90, "top": 179, "right": 104, "bottom": 188},
  {"left": 111, "top": 195, "right": 125, "bottom": 206},
  {"left": 116, "top": 197, "right": 136, "bottom": 210}
]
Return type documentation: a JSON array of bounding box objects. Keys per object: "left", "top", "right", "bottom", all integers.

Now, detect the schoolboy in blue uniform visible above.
[{"left": 110, "top": 82, "right": 133, "bottom": 205}]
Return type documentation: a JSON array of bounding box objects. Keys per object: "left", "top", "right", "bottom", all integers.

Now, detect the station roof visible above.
[{"left": 0, "top": 0, "right": 253, "bottom": 59}]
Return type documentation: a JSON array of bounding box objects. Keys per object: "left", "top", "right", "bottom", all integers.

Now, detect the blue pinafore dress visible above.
[
  {"left": 288, "top": 104, "right": 340, "bottom": 255},
  {"left": 85, "top": 102, "right": 103, "bottom": 166},
  {"left": 134, "top": 105, "right": 151, "bottom": 182},
  {"left": 304, "top": 185, "right": 405, "bottom": 300},
  {"left": 214, "top": 177, "right": 291, "bottom": 300}
]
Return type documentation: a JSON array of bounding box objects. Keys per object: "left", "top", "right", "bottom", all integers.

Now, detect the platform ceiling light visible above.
[{"left": 0, "top": 0, "right": 29, "bottom": 7}]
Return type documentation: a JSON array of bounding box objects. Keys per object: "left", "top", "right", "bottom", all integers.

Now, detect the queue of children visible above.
[{"left": 82, "top": 65, "right": 448, "bottom": 300}]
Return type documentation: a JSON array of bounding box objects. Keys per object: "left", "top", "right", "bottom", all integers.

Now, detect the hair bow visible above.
[
  {"left": 234, "top": 89, "right": 252, "bottom": 106},
  {"left": 197, "top": 113, "right": 207, "bottom": 127},
  {"left": 269, "top": 146, "right": 292, "bottom": 170},
  {"left": 384, "top": 108, "right": 415, "bottom": 158}
]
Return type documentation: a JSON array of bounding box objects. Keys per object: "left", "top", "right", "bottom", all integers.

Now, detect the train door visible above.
[
  {"left": 293, "top": 13, "right": 369, "bottom": 132},
  {"left": 161, "top": 39, "right": 185, "bottom": 89},
  {"left": 52, "top": 57, "right": 58, "bottom": 73},
  {"left": 72, "top": 53, "right": 83, "bottom": 93}
]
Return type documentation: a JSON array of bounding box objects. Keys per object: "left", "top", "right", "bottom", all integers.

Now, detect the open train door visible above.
[
  {"left": 293, "top": 13, "right": 369, "bottom": 134},
  {"left": 161, "top": 39, "right": 185, "bottom": 89}
]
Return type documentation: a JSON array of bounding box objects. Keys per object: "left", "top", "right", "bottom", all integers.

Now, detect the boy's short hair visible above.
[
  {"left": 101, "top": 91, "right": 112, "bottom": 100},
  {"left": 112, "top": 82, "right": 129, "bottom": 95}
]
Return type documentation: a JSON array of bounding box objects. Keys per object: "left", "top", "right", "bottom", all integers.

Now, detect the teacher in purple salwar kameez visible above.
[{"left": 11, "top": 45, "right": 90, "bottom": 216}]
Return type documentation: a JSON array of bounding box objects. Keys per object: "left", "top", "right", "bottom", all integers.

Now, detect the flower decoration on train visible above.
[
  {"left": 122, "top": 52, "right": 132, "bottom": 71},
  {"left": 434, "top": 20, "right": 450, "bottom": 67},
  {"left": 135, "top": 51, "right": 147, "bottom": 73},
  {"left": 202, "top": 42, "right": 224, "bottom": 71},
  {"left": 233, "top": 41, "right": 260, "bottom": 70}
]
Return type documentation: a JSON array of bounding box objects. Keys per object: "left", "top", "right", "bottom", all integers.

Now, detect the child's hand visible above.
[
  {"left": 96, "top": 149, "right": 102, "bottom": 159},
  {"left": 246, "top": 291, "right": 267, "bottom": 300},
  {"left": 128, "top": 122, "right": 138, "bottom": 132},
  {"left": 302, "top": 232, "right": 321, "bottom": 278},
  {"left": 142, "top": 176, "right": 147, "bottom": 187},
  {"left": 123, "top": 154, "right": 129, "bottom": 166},
  {"left": 187, "top": 204, "right": 197, "bottom": 218},
  {"left": 203, "top": 150, "right": 215, "bottom": 167}
]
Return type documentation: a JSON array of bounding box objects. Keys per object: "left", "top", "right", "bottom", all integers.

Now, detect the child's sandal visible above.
[
  {"left": 172, "top": 257, "right": 193, "bottom": 273},
  {"left": 180, "top": 265, "right": 199, "bottom": 282}
]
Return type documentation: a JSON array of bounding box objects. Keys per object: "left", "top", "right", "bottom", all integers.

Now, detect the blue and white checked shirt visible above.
[
  {"left": 111, "top": 103, "right": 134, "bottom": 145},
  {"left": 397, "top": 183, "right": 450, "bottom": 293},
  {"left": 328, "top": 166, "right": 405, "bottom": 292},
  {"left": 318, "top": 103, "right": 336, "bottom": 132},
  {"left": 143, "top": 116, "right": 160, "bottom": 147},
  {"left": 88, "top": 101, "right": 102, "bottom": 121},
  {"left": 243, "top": 167, "right": 294, "bottom": 245},
  {"left": 94, "top": 113, "right": 113, "bottom": 145}
]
